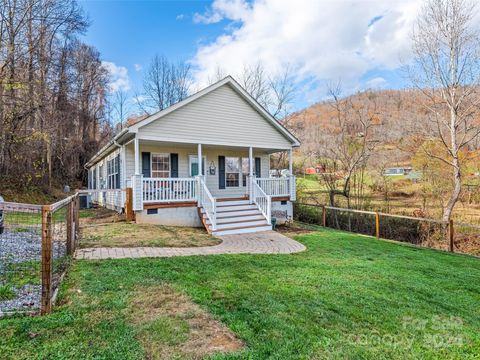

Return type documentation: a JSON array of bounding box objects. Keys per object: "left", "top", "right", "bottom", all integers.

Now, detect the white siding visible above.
[
  {"left": 138, "top": 84, "right": 292, "bottom": 149},
  {"left": 125, "top": 143, "right": 270, "bottom": 199}
]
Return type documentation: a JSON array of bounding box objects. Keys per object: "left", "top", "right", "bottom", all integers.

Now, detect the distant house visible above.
[
  {"left": 85, "top": 76, "right": 300, "bottom": 235},
  {"left": 383, "top": 167, "right": 412, "bottom": 176},
  {"left": 305, "top": 167, "right": 316, "bottom": 175}
]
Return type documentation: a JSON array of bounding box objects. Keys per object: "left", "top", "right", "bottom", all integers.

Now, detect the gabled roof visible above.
[
  {"left": 128, "top": 76, "right": 300, "bottom": 146},
  {"left": 86, "top": 76, "right": 300, "bottom": 168}
]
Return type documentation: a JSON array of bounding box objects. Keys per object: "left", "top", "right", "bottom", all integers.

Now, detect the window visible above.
[
  {"left": 99, "top": 164, "right": 105, "bottom": 189},
  {"left": 107, "top": 155, "right": 119, "bottom": 189},
  {"left": 151, "top": 153, "right": 170, "bottom": 178},
  {"left": 189, "top": 155, "right": 206, "bottom": 176},
  {"left": 242, "top": 158, "right": 250, "bottom": 186},
  {"left": 226, "top": 157, "right": 240, "bottom": 187}
]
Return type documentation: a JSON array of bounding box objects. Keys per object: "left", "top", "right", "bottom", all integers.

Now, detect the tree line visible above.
[{"left": 0, "top": 0, "right": 112, "bottom": 191}]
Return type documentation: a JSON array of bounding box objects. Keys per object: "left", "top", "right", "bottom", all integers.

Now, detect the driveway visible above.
[{"left": 75, "top": 231, "right": 306, "bottom": 260}]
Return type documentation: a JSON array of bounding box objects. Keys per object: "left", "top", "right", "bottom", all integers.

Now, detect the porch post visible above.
[
  {"left": 288, "top": 149, "right": 293, "bottom": 175},
  {"left": 134, "top": 137, "right": 140, "bottom": 175},
  {"left": 197, "top": 143, "right": 202, "bottom": 178},
  {"left": 132, "top": 136, "right": 143, "bottom": 211},
  {"left": 289, "top": 149, "right": 296, "bottom": 201},
  {"left": 249, "top": 146, "right": 253, "bottom": 204}
]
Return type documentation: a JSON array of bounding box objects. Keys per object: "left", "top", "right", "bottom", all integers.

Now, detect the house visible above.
[
  {"left": 85, "top": 76, "right": 300, "bottom": 235},
  {"left": 383, "top": 167, "right": 412, "bottom": 176}
]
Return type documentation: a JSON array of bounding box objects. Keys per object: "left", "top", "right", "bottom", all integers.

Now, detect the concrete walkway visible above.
[{"left": 75, "top": 231, "right": 306, "bottom": 260}]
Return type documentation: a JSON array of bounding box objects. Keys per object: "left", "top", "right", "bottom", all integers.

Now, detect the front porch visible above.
[{"left": 127, "top": 138, "right": 296, "bottom": 234}]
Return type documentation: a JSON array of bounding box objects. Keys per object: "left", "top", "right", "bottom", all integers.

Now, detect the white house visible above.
[{"left": 85, "top": 76, "right": 300, "bottom": 235}]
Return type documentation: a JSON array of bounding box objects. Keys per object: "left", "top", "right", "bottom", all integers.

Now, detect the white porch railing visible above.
[
  {"left": 84, "top": 189, "right": 125, "bottom": 210},
  {"left": 197, "top": 176, "right": 216, "bottom": 230},
  {"left": 142, "top": 177, "right": 197, "bottom": 203},
  {"left": 256, "top": 176, "right": 296, "bottom": 198},
  {"left": 252, "top": 180, "right": 271, "bottom": 225}
]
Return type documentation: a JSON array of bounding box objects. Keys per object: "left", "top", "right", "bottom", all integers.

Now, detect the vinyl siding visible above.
[
  {"left": 125, "top": 143, "right": 270, "bottom": 198},
  {"left": 138, "top": 84, "right": 292, "bottom": 149}
]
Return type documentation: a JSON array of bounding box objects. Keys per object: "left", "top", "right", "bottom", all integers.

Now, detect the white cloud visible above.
[
  {"left": 191, "top": 0, "right": 422, "bottom": 99},
  {"left": 134, "top": 63, "right": 142, "bottom": 72},
  {"left": 176, "top": 14, "right": 185, "bottom": 20},
  {"left": 365, "top": 77, "right": 387, "bottom": 89},
  {"left": 102, "top": 61, "right": 130, "bottom": 92}
]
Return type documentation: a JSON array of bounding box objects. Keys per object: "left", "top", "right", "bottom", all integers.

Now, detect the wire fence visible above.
[
  {"left": 0, "top": 195, "right": 80, "bottom": 316},
  {"left": 294, "top": 203, "right": 480, "bottom": 256}
]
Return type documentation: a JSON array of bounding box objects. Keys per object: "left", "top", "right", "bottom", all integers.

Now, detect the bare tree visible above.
[
  {"left": 141, "top": 54, "right": 191, "bottom": 113},
  {"left": 318, "top": 84, "right": 378, "bottom": 207},
  {"left": 409, "top": 0, "right": 480, "bottom": 222},
  {"left": 111, "top": 89, "right": 130, "bottom": 130}
]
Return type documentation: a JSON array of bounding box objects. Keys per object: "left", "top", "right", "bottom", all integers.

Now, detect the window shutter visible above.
[
  {"left": 255, "top": 157, "right": 261, "bottom": 178},
  {"left": 219, "top": 156, "right": 225, "bottom": 189},
  {"left": 142, "top": 152, "right": 151, "bottom": 177},
  {"left": 115, "top": 155, "right": 120, "bottom": 189},
  {"left": 170, "top": 153, "right": 178, "bottom": 178}
]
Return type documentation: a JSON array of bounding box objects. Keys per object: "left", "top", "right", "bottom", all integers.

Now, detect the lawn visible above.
[
  {"left": 80, "top": 223, "right": 220, "bottom": 248},
  {"left": 1, "top": 227, "right": 480, "bottom": 359}
]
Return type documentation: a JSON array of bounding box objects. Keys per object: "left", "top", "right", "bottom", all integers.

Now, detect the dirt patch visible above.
[
  {"left": 276, "top": 224, "right": 315, "bottom": 237},
  {"left": 79, "top": 223, "right": 220, "bottom": 248},
  {"left": 79, "top": 207, "right": 125, "bottom": 225},
  {"left": 127, "top": 285, "right": 244, "bottom": 359}
]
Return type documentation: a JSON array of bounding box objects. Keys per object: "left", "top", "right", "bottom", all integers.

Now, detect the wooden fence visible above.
[{"left": 293, "top": 203, "right": 477, "bottom": 255}]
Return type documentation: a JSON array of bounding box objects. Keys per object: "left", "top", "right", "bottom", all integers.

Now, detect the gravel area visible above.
[
  {"left": 0, "top": 225, "right": 66, "bottom": 264},
  {"left": 0, "top": 285, "right": 41, "bottom": 313},
  {"left": 0, "top": 225, "right": 67, "bottom": 313}
]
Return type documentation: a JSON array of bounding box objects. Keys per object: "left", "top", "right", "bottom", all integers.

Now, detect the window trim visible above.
[
  {"left": 188, "top": 155, "right": 207, "bottom": 177},
  {"left": 107, "top": 155, "right": 119, "bottom": 189},
  {"left": 225, "top": 157, "right": 240, "bottom": 187},
  {"left": 150, "top": 153, "right": 171, "bottom": 178}
]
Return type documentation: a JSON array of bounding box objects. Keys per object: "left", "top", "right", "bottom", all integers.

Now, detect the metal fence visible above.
[
  {"left": 0, "top": 195, "right": 79, "bottom": 316},
  {"left": 294, "top": 203, "right": 480, "bottom": 256}
]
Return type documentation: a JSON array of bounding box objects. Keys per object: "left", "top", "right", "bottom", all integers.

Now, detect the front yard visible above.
[{"left": 1, "top": 226, "right": 479, "bottom": 359}]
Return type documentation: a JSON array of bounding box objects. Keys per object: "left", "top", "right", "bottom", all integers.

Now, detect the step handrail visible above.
[
  {"left": 251, "top": 179, "right": 271, "bottom": 225},
  {"left": 197, "top": 176, "right": 217, "bottom": 230}
]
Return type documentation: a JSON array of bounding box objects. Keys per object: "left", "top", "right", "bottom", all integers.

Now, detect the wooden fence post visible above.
[
  {"left": 74, "top": 195, "right": 80, "bottom": 245},
  {"left": 66, "top": 200, "right": 73, "bottom": 255},
  {"left": 375, "top": 212, "right": 380, "bottom": 239},
  {"left": 41, "top": 205, "right": 53, "bottom": 315},
  {"left": 125, "top": 187, "right": 134, "bottom": 221},
  {"left": 449, "top": 219, "right": 454, "bottom": 252},
  {"left": 322, "top": 206, "right": 326, "bottom": 227}
]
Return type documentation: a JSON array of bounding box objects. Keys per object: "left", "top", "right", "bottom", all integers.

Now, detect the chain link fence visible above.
[{"left": 294, "top": 203, "right": 479, "bottom": 256}]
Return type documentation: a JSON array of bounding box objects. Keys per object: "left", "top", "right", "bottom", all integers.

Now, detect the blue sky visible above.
[{"left": 79, "top": 0, "right": 422, "bottom": 113}]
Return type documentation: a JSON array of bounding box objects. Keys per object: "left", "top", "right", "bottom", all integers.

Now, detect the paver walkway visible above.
[{"left": 75, "top": 231, "right": 306, "bottom": 260}]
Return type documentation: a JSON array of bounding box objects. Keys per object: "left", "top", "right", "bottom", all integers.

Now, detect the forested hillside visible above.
[{"left": 0, "top": 0, "right": 113, "bottom": 195}]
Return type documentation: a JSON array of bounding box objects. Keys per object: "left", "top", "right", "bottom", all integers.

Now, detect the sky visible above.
[{"left": 79, "top": 0, "right": 423, "bottom": 113}]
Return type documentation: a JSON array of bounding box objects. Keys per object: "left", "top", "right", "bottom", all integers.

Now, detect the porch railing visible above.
[
  {"left": 252, "top": 180, "right": 271, "bottom": 225},
  {"left": 256, "top": 176, "right": 295, "bottom": 198},
  {"left": 142, "top": 177, "right": 197, "bottom": 203},
  {"left": 197, "top": 176, "right": 216, "bottom": 230}
]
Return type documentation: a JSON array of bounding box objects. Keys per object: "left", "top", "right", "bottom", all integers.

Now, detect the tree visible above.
[
  {"left": 140, "top": 54, "right": 191, "bottom": 113},
  {"left": 317, "top": 85, "right": 378, "bottom": 207},
  {"left": 410, "top": 0, "right": 480, "bottom": 222}
]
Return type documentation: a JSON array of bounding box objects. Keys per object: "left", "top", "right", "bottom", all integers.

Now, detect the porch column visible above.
[
  {"left": 289, "top": 149, "right": 293, "bottom": 175},
  {"left": 197, "top": 143, "right": 202, "bottom": 178},
  {"left": 134, "top": 137, "right": 140, "bottom": 175},
  {"left": 132, "top": 136, "right": 143, "bottom": 211},
  {"left": 249, "top": 146, "right": 253, "bottom": 203}
]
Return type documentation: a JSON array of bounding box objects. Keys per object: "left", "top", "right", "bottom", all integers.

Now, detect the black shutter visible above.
[
  {"left": 115, "top": 155, "right": 120, "bottom": 189},
  {"left": 170, "top": 153, "right": 178, "bottom": 178},
  {"left": 142, "top": 152, "right": 151, "bottom": 177},
  {"left": 255, "top": 157, "right": 261, "bottom": 178},
  {"left": 219, "top": 156, "right": 225, "bottom": 189}
]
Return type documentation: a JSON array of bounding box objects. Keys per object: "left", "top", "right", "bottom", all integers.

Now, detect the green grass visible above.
[
  {"left": 1, "top": 228, "right": 480, "bottom": 359},
  {"left": 0, "top": 286, "right": 15, "bottom": 301}
]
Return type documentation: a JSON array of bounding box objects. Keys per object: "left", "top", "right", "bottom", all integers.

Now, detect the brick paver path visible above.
[{"left": 75, "top": 231, "right": 306, "bottom": 260}]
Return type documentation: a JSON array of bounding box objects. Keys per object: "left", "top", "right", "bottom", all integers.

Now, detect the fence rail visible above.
[{"left": 294, "top": 203, "right": 480, "bottom": 256}]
